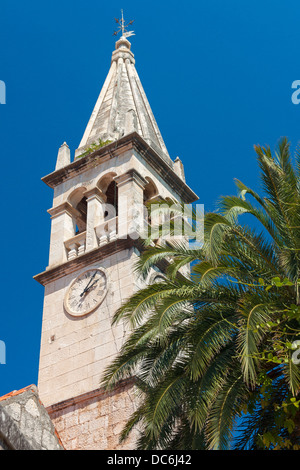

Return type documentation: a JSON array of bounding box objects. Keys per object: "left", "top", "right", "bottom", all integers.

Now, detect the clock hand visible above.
[
  {"left": 84, "top": 278, "right": 99, "bottom": 293},
  {"left": 80, "top": 271, "right": 97, "bottom": 297}
]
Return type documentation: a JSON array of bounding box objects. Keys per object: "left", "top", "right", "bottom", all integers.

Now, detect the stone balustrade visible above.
[
  {"left": 64, "top": 231, "right": 86, "bottom": 261},
  {"left": 95, "top": 216, "right": 118, "bottom": 247}
]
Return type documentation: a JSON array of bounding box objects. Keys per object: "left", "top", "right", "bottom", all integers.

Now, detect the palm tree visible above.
[{"left": 102, "top": 137, "right": 300, "bottom": 450}]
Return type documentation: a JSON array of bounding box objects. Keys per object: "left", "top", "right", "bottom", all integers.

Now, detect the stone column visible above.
[
  {"left": 84, "top": 187, "right": 106, "bottom": 252},
  {"left": 148, "top": 195, "right": 164, "bottom": 242},
  {"left": 114, "top": 169, "right": 147, "bottom": 241},
  {"left": 48, "top": 202, "right": 80, "bottom": 267}
]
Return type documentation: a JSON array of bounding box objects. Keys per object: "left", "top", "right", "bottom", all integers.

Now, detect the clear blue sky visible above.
[{"left": 1, "top": 0, "right": 300, "bottom": 397}]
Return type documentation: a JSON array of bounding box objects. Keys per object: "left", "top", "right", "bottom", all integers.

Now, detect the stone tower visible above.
[{"left": 34, "top": 31, "right": 197, "bottom": 450}]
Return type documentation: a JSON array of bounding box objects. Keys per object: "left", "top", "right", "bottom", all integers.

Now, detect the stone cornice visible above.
[
  {"left": 83, "top": 186, "right": 107, "bottom": 202},
  {"left": 34, "top": 238, "right": 139, "bottom": 286},
  {"left": 46, "top": 378, "right": 136, "bottom": 415},
  {"left": 114, "top": 168, "right": 147, "bottom": 189},
  {"left": 41, "top": 132, "right": 198, "bottom": 204},
  {"left": 34, "top": 238, "right": 173, "bottom": 289},
  {"left": 47, "top": 201, "right": 81, "bottom": 219}
]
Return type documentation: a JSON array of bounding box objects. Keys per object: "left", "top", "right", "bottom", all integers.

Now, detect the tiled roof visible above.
[{"left": 0, "top": 384, "right": 36, "bottom": 402}]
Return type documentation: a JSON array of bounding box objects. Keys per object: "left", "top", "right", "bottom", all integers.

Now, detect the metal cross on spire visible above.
[{"left": 113, "top": 10, "right": 135, "bottom": 39}]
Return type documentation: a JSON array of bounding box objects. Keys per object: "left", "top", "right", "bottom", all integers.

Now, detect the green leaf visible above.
[{"left": 284, "top": 419, "right": 295, "bottom": 434}]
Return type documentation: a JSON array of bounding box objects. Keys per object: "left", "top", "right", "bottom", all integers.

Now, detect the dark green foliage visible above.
[{"left": 102, "top": 137, "right": 300, "bottom": 449}]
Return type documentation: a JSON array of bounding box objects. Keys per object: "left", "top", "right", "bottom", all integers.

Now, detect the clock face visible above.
[{"left": 64, "top": 268, "right": 107, "bottom": 317}]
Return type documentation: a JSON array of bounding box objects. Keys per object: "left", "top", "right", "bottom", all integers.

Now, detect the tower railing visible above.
[
  {"left": 95, "top": 216, "right": 118, "bottom": 247},
  {"left": 64, "top": 231, "right": 86, "bottom": 261}
]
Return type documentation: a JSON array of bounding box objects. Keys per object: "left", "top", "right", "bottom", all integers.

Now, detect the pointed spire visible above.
[
  {"left": 55, "top": 142, "right": 70, "bottom": 170},
  {"left": 76, "top": 16, "right": 171, "bottom": 165},
  {"left": 174, "top": 157, "right": 186, "bottom": 181}
]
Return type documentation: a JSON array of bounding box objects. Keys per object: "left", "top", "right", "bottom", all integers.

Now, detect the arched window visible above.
[
  {"left": 105, "top": 180, "right": 118, "bottom": 217},
  {"left": 97, "top": 172, "right": 118, "bottom": 220},
  {"left": 143, "top": 177, "right": 159, "bottom": 228},
  {"left": 75, "top": 196, "right": 87, "bottom": 234},
  {"left": 68, "top": 187, "right": 88, "bottom": 235},
  {"left": 143, "top": 177, "right": 158, "bottom": 204}
]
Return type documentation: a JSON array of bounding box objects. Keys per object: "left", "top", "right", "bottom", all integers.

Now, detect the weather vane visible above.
[{"left": 113, "top": 10, "right": 135, "bottom": 39}]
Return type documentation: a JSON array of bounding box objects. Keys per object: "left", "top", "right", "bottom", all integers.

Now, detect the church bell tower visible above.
[{"left": 34, "top": 16, "right": 198, "bottom": 450}]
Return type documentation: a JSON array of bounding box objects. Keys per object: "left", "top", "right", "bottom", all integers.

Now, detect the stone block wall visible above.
[
  {"left": 48, "top": 379, "right": 138, "bottom": 450},
  {"left": 0, "top": 385, "right": 63, "bottom": 450}
]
